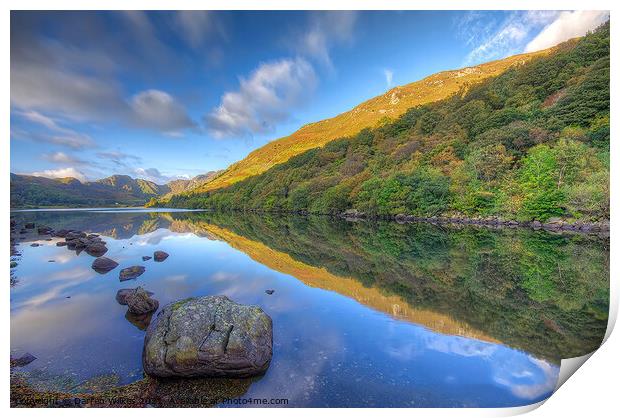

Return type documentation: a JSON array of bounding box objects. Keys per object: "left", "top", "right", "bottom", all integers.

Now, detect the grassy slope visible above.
[{"left": 189, "top": 48, "right": 556, "bottom": 194}]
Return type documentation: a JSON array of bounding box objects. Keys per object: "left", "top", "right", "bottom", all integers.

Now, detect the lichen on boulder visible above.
[{"left": 143, "top": 295, "right": 272, "bottom": 378}]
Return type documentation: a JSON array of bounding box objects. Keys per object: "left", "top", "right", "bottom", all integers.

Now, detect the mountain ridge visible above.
[{"left": 10, "top": 172, "right": 218, "bottom": 208}]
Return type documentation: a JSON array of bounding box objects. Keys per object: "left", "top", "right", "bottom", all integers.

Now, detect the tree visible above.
[{"left": 519, "top": 145, "right": 565, "bottom": 220}]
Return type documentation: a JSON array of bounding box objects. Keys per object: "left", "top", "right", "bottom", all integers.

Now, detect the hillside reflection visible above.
[{"left": 13, "top": 209, "right": 609, "bottom": 363}]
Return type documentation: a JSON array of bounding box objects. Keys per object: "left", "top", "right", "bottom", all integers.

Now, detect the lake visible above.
[{"left": 10, "top": 209, "right": 609, "bottom": 407}]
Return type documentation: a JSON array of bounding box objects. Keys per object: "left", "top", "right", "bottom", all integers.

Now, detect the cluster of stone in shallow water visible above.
[{"left": 10, "top": 219, "right": 274, "bottom": 384}]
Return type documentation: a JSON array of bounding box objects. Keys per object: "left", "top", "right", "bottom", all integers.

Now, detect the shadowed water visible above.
[{"left": 10, "top": 209, "right": 609, "bottom": 407}]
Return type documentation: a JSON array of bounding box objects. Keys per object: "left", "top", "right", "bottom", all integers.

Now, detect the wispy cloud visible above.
[
  {"left": 460, "top": 12, "right": 545, "bottom": 66},
  {"left": 41, "top": 151, "right": 87, "bottom": 165},
  {"left": 14, "top": 111, "right": 95, "bottom": 149},
  {"left": 173, "top": 11, "right": 226, "bottom": 48},
  {"left": 525, "top": 11, "right": 610, "bottom": 52},
  {"left": 295, "top": 11, "right": 358, "bottom": 69},
  {"left": 205, "top": 58, "right": 317, "bottom": 139},
  {"left": 96, "top": 150, "right": 142, "bottom": 168},
  {"left": 383, "top": 69, "right": 394, "bottom": 88},
  {"left": 459, "top": 11, "right": 609, "bottom": 66}
]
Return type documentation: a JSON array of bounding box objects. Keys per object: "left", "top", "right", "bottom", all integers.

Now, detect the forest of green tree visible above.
[{"left": 159, "top": 23, "right": 609, "bottom": 222}]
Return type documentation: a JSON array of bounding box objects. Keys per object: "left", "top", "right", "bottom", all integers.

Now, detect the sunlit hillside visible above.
[{"left": 187, "top": 46, "right": 558, "bottom": 195}]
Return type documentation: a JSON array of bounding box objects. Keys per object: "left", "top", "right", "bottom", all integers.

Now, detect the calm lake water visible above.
[{"left": 10, "top": 209, "right": 609, "bottom": 407}]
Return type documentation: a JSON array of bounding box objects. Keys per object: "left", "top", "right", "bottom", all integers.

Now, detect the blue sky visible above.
[{"left": 10, "top": 10, "right": 609, "bottom": 184}]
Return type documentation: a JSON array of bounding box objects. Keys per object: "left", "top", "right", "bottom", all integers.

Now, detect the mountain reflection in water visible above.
[{"left": 10, "top": 209, "right": 609, "bottom": 407}]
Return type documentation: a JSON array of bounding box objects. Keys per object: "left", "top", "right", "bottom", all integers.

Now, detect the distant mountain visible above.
[
  {"left": 10, "top": 172, "right": 218, "bottom": 208},
  {"left": 162, "top": 171, "right": 222, "bottom": 198},
  {"left": 159, "top": 23, "right": 610, "bottom": 222}
]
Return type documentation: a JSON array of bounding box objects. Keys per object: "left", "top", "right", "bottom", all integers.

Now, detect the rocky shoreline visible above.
[
  {"left": 181, "top": 207, "right": 610, "bottom": 237},
  {"left": 337, "top": 209, "right": 610, "bottom": 236}
]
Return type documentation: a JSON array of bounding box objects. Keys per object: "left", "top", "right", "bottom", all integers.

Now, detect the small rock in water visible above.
[
  {"left": 11, "top": 352, "right": 37, "bottom": 367},
  {"left": 125, "top": 287, "right": 159, "bottom": 315},
  {"left": 48, "top": 260, "right": 55, "bottom": 262},
  {"left": 116, "top": 288, "right": 155, "bottom": 305},
  {"left": 86, "top": 242, "right": 108, "bottom": 257},
  {"left": 119, "top": 266, "right": 146, "bottom": 281},
  {"left": 56, "top": 241, "right": 68, "bottom": 247},
  {"left": 24, "top": 222, "right": 35, "bottom": 229},
  {"left": 92, "top": 257, "right": 119, "bottom": 274},
  {"left": 265, "top": 289, "right": 275, "bottom": 295},
  {"left": 29, "top": 243, "right": 40, "bottom": 247},
  {"left": 142, "top": 256, "right": 152, "bottom": 261},
  {"left": 153, "top": 251, "right": 169, "bottom": 262}
]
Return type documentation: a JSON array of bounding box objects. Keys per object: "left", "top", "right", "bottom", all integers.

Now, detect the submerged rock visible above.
[
  {"left": 125, "top": 287, "right": 159, "bottom": 315},
  {"left": 38, "top": 226, "right": 53, "bottom": 235},
  {"left": 54, "top": 229, "right": 71, "bottom": 238},
  {"left": 143, "top": 295, "right": 273, "bottom": 378},
  {"left": 92, "top": 257, "right": 119, "bottom": 274},
  {"left": 142, "top": 256, "right": 152, "bottom": 261},
  {"left": 153, "top": 251, "right": 169, "bottom": 262},
  {"left": 116, "top": 288, "right": 154, "bottom": 305},
  {"left": 119, "top": 266, "right": 146, "bottom": 281},
  {"left": 24, "top": 223, "right": 35, "bottom": 229},
  {"left": 125, "top": 311, "right": 155, "bottom": 331},
  {"left": 265, "top": 289, "right": 275, "bottom": 295}
]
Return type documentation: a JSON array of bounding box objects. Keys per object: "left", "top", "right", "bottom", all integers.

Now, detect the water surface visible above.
[{"left": 10, "top": 209, "right": 609, "bottom": 407}]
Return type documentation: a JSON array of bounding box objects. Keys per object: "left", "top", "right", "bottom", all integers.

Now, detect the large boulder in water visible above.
[{"left": 143, "top": 295, "right": 273, "bottom": 378}]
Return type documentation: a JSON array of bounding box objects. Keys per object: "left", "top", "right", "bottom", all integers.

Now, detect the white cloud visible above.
[
  {"left": 130, "top": 89, "right": 196, "bottom": 134},
  {"left": 298, "top": 11, "right": 358, "bottom": 68},
  {"left": 30, "top": 167, "right": 87, "bottom": 182},
  {"left": 525, "top": 11, "right": 610, "bottom": 52},
  {"left": 205, "top": 58, "right": 317, "bottom": 138},
  {"left": 383, "top": 69, "right": 394, "bottom": 88},
  {"left": 42, "top": 151, "right": 85, "bottom": 165}
]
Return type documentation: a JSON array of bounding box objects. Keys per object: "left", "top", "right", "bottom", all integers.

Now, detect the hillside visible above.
[
  {"left": 160, "top": 44, "right": 558, "bottom": 200},
  {"left": 161, "top": 22, "right": 610, "bottom": 222}
]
